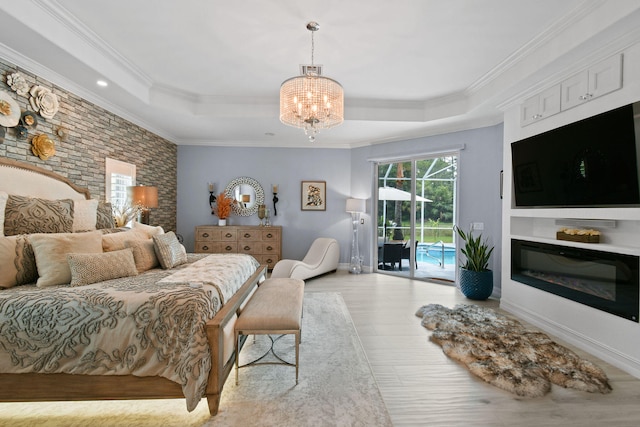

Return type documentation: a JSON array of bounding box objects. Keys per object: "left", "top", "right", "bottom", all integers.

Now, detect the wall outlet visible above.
[
  {"left": 360, "top": 218, "right": 365, "bottom": 225},
  {"left": 471, "top": 222, "right": 484, "bottom": 231}
]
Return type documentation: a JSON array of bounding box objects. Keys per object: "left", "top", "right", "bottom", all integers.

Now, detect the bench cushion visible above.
[{"left": 236, "top": 278, "right": 304, "bottom": 331}]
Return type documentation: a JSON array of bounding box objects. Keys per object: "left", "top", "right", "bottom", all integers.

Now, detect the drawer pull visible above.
[
  {"left": 225, "top": 245, "right": 233, "bottom": 251},
  {"left": 266, "top": 233, "right": 273, "bottom": 238},
  {"left": 266, "top": 258, "right": 273, "bottom": 264},
  {"left": 225, "top": 233, "right": 233, "bottom": 238},
  {"left": 266, "top": 246, "right": 273, "bottom": 251},
  {"left": 202, "top": 233, "right": 209, "bottom": 238},
  {"left": 244, "top": 246, "right": 251, "bottom": 251},
  {"left": 244, "top": 233, "right": 251, "bottom": 238},
  {"left": 202, "top": 245, "right": 209, "bottom": 251}
]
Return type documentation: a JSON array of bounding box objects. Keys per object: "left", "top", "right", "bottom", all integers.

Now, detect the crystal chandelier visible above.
[{"left": 280, "top": 21, "right": 344, "bottom": 142}]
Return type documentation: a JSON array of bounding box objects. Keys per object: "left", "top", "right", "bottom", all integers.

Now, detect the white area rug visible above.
[{"left": 0, "top": 292, "right": 391, "bottom": 427}]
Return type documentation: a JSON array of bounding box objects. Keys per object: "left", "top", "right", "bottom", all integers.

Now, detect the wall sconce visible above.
[
  {"left": 128, "top": 185, "right": 159, "bottom": 225},
  {"left": 272, "top": 184, "right": 279, "bottom": 216},
  {"left": 208, "top": 182, "right": 216, "bottom": 214},
  {"left": 346, "top": 198, "right": 366, "bottom": 274}
]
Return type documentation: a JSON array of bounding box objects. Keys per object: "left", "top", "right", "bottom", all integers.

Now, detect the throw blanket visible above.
[
  {"left": 0, "top": 253, "right": 259, "bottom": 411},
  {"left": 415, "top": 303, "right": 612, "bottom": 397}
]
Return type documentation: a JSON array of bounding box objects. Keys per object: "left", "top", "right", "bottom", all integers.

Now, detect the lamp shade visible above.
[
  {"left": 128, "top": 185, "right": 158, "bottom": 208},
  {"left": 346, "top": 198, "right": 366, "bottom": 213}
]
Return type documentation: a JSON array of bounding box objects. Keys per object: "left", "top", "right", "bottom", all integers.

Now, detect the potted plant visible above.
[
  {"left": 213, "top": 192, "right": 232, "bottom": 226},
  {"left": 454, "top": 225, "right": 494, "bottom": 300}
]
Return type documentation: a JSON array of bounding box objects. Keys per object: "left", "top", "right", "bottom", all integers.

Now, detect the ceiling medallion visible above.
[{"left": 279, "top": 21, "right": 344, "bottom": 142}]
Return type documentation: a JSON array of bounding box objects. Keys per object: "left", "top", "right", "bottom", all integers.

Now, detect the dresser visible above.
[{"left": 194, "top": 225, "right": 282, "bottom": 269}]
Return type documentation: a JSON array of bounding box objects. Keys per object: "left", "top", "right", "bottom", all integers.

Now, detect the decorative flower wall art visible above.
[
  {"left": 29, "top": 85, "right": 59, "bottom": 119},
  {"left": 0, "top": 90, "right": 20, "bottom": 127},
  {"left": 6, "top": 72, "right": 29, "bottom": 96},
  {"left": 31, "top": 133, "right": 56, "bottom": 160}
]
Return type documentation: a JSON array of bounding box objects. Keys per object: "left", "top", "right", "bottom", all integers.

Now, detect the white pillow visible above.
[
  {"left": 29, "top": 231, "right": 103, "bottom": 287},
  {"left": 101, "top": 228, "right": 149, "bottom": 252},
  {"left": 132, "top": 221, "right": 165, "bottom": 238},
  {"left": 0, "top": 191, "right": 8, "bottom": 237},
  {"left": 72, "top": 199, "right": 99, "bottom": 232}
]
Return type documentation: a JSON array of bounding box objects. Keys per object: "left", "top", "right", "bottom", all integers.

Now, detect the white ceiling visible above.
[{"left": 1, "top": 1, "right": 639, "bottom": 148}]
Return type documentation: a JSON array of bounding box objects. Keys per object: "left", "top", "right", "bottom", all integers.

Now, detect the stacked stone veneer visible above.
[{"left": 0, "top": 58, "right": 176, "bottom": 231}]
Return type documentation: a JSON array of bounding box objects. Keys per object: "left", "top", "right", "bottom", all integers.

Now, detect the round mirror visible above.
[{"left": 224, "top": 176, "right": 265, "bottom": 217}]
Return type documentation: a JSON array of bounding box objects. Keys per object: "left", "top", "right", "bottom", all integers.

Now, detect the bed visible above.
[{"left": 0, "top": 157, "right": 266, "bottom": 415}]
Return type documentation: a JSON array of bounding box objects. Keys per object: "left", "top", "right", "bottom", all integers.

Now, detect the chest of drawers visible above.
[{"left": 194, "top": 225, "right": 282, "bottom": 269}]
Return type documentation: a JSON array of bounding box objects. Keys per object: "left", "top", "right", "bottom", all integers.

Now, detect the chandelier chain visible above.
[{"left": 310, "top": 30, "right": 315, "bottom": 67}]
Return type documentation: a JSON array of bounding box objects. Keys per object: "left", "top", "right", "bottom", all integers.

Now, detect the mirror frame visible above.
[{"left": 224, "top": 176, "right": 265, "bottom": 217}]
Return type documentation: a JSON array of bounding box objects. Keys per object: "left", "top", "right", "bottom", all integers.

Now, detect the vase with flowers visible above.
[{"left": 214, "top": 192, "right": 232, "bottom": 226}]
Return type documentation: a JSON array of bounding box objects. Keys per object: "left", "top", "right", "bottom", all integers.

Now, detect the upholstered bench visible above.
[{"left": 234, "top": 277, "right": 304, "bottom": 384}]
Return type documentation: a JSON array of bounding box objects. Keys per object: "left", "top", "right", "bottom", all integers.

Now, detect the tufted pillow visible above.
[
  {"left": 68, "top": 248, "right": 138, "bottom": 287},
  {"left": 101, "top": 228, "right": 148, "bottom": 252},
  {"left": 4, "top": 195, "right": 74, "bottom": 236},
  {"left": 125, "top": 239, "right": 159, "bottom": 272},
  {"left": 0, "top": 235, "right": 38, "bottom": 288},
  {"left": 29, "top": 231, "right": 103, "bottom": 287},
  {"left": 0, "top": 191, "right": 7, "bottom": 237},
  {"left": 153, "top": 231, "right": 187, "bottom": 269},
  {"left": 72, "top": 199, "right": 99, "bottom": 232},
  {"left": 132, "top": 221, "right": 165, "bottom": 238},
  {"left": 96, "top": 201, "right": 115, "bottom": 229}
]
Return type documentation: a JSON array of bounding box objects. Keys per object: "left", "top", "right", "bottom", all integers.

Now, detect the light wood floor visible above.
[{"left": 305, "top": 271, "right": 640, "bottom": 427}]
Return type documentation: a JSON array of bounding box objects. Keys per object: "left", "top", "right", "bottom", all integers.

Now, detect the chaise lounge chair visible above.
[{"left": 271, "top": 237, "right": 340, "bottom": 280}]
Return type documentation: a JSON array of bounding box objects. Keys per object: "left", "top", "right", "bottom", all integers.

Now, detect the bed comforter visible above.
[{"left": 0, "top": 253, "right": 260, "bottom": 411}]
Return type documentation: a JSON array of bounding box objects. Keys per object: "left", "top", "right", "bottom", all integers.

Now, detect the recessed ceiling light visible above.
[{"left": 96, "top": 80, "right": 108, "bottom": 87}]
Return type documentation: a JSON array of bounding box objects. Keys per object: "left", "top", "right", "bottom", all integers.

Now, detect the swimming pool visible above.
[{"left": 416, "top": 244, "right": 456, "bottom": 266}]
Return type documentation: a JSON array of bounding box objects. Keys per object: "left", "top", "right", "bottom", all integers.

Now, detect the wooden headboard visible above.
[{"left": 0, "top": 158, "right": 91, "bottom": 200}]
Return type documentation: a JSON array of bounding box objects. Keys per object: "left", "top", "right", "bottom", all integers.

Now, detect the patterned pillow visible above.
[
  {"left": 0, "top": 191, "right": 8, "bottom": 237},
  {"left": 96, "top": 201, "right": 115, "bottom": 229},
  {"left": 102, "top": 228, "right": 148, "bottom": 252},
  {"left": 72, "top": 199, "right": 99, "bottom": 232},
  {"left": 0, "top": 235, "right": 38, "bottom": 288},
  {"left": 67, "top": 248, "right": 138, "bottom": 287},
  {"left": 4, "top": 195, "right": 74, "bottom": 236},
  {"left": 29, "top": 231, "right": 103, "bottom": 287},
  {"left": 153, "top": 231, "right": 187, "bottom": 269},
  {"left": 125, "top": 239, "right": 159, "bottom": 272}
]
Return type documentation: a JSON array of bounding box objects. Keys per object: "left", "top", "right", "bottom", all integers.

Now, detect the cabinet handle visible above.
[
  {"left": 225, "top": 245, "right": 233, "bottom": 251},
  {"left": 244, "top": 233, "right": 251, "bottom": 238},
  {"left": 244, "top": 246, "right": 251, "bottom": 251},
  {"left": 266, "top": 233, "right": 273, "bottom": 238},
  {"left": 266, "top": 258, "right": 273, "bottom": 264},
  {"left": 202, "top": 245, "right": 209, "bottom": 251},
  {"left": 266, "top": 246, "right": 273, "bottom": 251},
  {"left": 225, "top": 233, "right": 232, "bottom": 238},
  {"left": 579, "top": 93, "right": 593, "bottom": 100},
  {"left": 532, "top": 114, "right": 542, "bottom": 119},
  {"left": 202, "top": 233, "right": 209, "bottom": 238}
]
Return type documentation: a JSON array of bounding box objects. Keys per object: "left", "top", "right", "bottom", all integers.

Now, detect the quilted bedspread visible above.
[{"left": 0, "top": 253, "right": 260, "bottom": 411}]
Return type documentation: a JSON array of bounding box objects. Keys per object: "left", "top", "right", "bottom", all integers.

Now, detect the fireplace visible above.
[{"left": 511, "top": 239, "right": 639, "bottom": 322}]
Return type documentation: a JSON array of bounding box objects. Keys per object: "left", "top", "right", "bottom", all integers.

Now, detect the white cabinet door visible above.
[
  {"left": 520, "top": 86, "right": 560, "bottom": 126},
  {"left": 561, "top": 54, "right": 622, "bottom": 111}
]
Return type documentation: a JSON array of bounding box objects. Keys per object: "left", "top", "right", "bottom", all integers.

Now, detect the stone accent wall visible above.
[{"left": 0, "top": 58, "right": 177, "bottom": 231}]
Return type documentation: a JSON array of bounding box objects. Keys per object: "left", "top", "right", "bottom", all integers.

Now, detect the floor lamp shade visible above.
[{"left": 346, "top": 198, "right": 366, "bottom": 213}]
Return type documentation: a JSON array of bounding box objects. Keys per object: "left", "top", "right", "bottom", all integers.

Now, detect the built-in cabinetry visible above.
[
  {"left": 194, "top": 225, "right": 282, "bottom": 269},
  {"left": 521, "top": 54, "right": 622, "bottom": 126},
  {"left": 509, "top": 209, "right": 640, "bottom": 257}
]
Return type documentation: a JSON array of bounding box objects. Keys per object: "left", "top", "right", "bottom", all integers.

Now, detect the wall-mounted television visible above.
[{"left": 511, "top": 101, "right": 640, "bottom": 208}]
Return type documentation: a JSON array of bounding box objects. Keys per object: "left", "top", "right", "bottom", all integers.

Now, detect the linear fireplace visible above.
[{"left": 511, "top": 239, "right": 639, "bottom": 322}]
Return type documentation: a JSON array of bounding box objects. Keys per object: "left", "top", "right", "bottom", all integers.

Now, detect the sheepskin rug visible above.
[{"left": 415, "top": 304, "right": 612, "bottom": 397}]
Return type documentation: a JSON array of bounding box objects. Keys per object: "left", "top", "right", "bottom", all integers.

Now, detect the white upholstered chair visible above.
[{"left": 270, "top": 237, "right": 340, "bottom": 280}]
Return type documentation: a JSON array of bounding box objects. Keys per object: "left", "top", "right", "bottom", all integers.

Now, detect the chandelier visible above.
[{"left": 280, "top": 21, "right": 344, "bottom": 142}]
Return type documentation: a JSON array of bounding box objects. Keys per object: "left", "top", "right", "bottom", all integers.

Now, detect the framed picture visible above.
[{"left": 301, "top": 180, "right": 326, "bottom": 211}]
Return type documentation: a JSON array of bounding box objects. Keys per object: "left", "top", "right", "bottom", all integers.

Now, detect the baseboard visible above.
[{"left": 501, "top": 299, "right": 640, "bottom": 379}]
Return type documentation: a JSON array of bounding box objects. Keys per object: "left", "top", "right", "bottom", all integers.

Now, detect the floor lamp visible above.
[{"left": 346, "top": 198, "right": 366, "bottom": 274}]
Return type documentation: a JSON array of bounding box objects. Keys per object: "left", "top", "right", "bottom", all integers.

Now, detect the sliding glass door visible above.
[{"left": 375, "top": 154, "right": 458, "bottom": 282}]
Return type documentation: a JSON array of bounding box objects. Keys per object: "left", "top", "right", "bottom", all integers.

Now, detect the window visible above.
[{"left": 105, "top": 158, "right": 136, "bottom": 207}]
